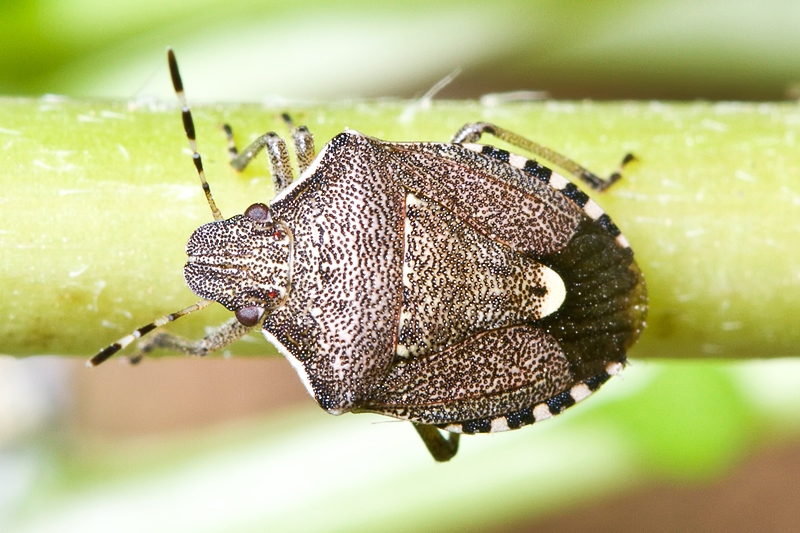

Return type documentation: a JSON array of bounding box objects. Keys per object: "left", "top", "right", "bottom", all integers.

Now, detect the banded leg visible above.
[
  {"left": 223, "top": 124, "right": 239, "bottom": 160},
  {"left": 88, "top": 300, "right": 214, "bottom": 366},
  {"left": 126, "top": 316, "right": 257, "bottom": 364},
  {"left": 452, "top": 122, "right": 635, "bottom": 192},
  {"left": 227, "top": 129, "right": 295, "bottom": 193},
  {"left": 414, "top": 423, "right": 460, "bottom": 462},
  {"left": 224, "top": 114, "right": 314, "bottom": 193},
  {"left": 281, "top": 113, "right": 316, "bottom": 174}
]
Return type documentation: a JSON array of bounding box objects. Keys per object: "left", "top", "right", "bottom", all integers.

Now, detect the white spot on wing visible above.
[{"left": 538, "top": 266, "right": 566, "bottom": 318}]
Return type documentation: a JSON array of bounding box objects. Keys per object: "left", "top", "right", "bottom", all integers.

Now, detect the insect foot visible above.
[{"left": 90, "top": 49, "right": 647, "bottom": 462}]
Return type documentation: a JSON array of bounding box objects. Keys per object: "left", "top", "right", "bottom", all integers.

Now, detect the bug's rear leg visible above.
[
  {"left": 413, "top": 423, "right": 460, "bottom": 462},
  {"left": 452, "top": 122, "right": 636, "bottom": 192}
]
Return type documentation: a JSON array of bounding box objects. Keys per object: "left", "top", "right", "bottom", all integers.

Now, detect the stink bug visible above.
[{"left": 90, "top": 49, "right": 647, "bottom": 462}]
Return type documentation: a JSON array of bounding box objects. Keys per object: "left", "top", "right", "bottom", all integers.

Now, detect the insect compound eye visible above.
[
  {"left": 235, "top": 306, "right": 264, "bottom": 327},
  {"left": 244, "top": 203, "right": 271, "bottom": 223}
]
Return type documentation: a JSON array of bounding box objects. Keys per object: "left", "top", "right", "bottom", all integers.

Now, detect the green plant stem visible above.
[{"left": 1, "top": 97, "right": 799, "bottom": 359}]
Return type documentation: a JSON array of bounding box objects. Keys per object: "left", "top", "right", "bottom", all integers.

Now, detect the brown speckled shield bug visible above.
[{"left": 90, "top": 49, "right": 647, "bottom": 462}]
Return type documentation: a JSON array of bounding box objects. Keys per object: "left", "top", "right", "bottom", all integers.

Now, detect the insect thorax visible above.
[{"left": 183, "top": 214, "right": 292, "bottom": 311}]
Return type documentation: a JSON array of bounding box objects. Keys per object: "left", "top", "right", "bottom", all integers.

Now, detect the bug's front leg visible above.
[
  {"left": 451, "top": 122, "right": 636, "bottom": 192},
  {"left": 127, "top": 316, "right": 256, "bottom": 364},
  {"left": 413, "top": 423, "right": 460, "bottom": 462},
  {"left": 223, "top": 114, "right": 315, "bottom": 194},
  {"left": 281, "top": 113, "right": 316, "bottom": 174},
  {"left": 225, "top": 128, "right": 295, "bottom": 193}
]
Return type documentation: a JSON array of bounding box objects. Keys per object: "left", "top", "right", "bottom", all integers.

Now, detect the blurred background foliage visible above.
[
  {"left": 2, "top": 0, "right": 800, "bottom": 531},
  {"left": 2, "top": 0, "right": 800, "bottom": 101}
]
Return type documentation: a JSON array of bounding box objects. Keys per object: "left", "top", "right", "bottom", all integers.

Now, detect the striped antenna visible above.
[
  {"left": 88, "top": 299, "right": 214, "bottom": 367},
  {"left": 167, "top": 48, "right": 224, "bottom": 221},
  {"left": 89, "top": 51, "right": 229, "bottom": 367}
]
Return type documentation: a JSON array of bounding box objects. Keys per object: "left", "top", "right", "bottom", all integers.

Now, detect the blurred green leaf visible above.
[{"left": 2, "top": 1, "right": 799, "bottom": 99}]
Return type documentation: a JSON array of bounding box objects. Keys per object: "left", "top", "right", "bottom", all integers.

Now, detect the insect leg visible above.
[
  {"left": 227, "top": 130, "right": 295, "bottom": 194},
  {"left": 451, "top": 122, "right": 635, "bottom": 192},
  {"left": 413, "top": 423, "right": 460, "bottom": 462},
  {"left": 223, "top": 124, "right": 239, "bottom": 161},
  {"left": 88, "top": 299, "right": 214, "bottom": 366},
  {"left": 281, "top": 113, "right": 316, "bottom": 175},
  {"left": 126, "top": 316, "right": 257, "bottom": 364}
]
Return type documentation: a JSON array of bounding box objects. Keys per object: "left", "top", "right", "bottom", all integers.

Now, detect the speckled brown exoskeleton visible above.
[{"left": 90, "top": 49, "right": 647, "bottom": 461}]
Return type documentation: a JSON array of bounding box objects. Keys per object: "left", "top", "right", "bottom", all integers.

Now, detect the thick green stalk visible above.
[{"left": 1, "top": 97, "right": 798, "bottom": 359}]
